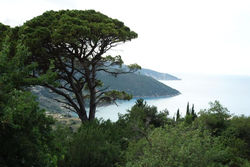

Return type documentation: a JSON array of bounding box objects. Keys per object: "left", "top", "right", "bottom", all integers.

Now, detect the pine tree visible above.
[
  {"left": 176, "top": 109, "right": 180, "bottom": 121},
  {"left": 21, "top": 10, "right": 140, "bottom": 122},
  {"left": 191, "top": 104, "right": 197, "bottom": 121},
  {"left": 191, "top": 104, "right": 195, "bottom": 115},
  {"left": 186, "top": 102, "right": 190, "bottom": 116}
]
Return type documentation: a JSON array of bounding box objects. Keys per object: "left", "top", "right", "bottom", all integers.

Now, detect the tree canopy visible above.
[
  {"left": 0, "top": 23, "right": 10, "bottom": 49},
  {"left": 20, "top": 10, "right": 140, "bottom": 122},
  {"left": 0, "top": 29, "right": 60, "bottom": 166}
]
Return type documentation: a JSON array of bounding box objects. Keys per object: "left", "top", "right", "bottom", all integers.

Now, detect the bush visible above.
[
  {"left": 196, "top": 101, "right": 231, "bottom": 136},
  {"left": 0, "top": 91, "right": 58, "bottom": 166},
  {"left": 125, "top": 123, "right": 236, "bottom": 167},
  {"left": 61, "top": 120, "right": 121, "bottom": 167}
]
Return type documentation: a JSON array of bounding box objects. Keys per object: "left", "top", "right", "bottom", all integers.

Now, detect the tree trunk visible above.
[
  {"left": 88, "top": 65, "right": 97, "bottom": 121},
  {"left": 89, "top": 88, "right": 96, "bottom": 120},
  {"left": 74, "top": 90, "right": 89, "bottom": 123},
  {"left": 78, "top": 109, "right": 88, "bottom": 123}
]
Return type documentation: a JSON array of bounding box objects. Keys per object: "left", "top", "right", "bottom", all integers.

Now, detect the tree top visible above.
[{"left": 21, "top": 9, "right": 137, "bottom": 47}]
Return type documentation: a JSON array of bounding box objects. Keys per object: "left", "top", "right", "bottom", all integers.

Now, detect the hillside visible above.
[
  {"left": 97, "top": 72, "right": 180, "bottom": 97},
  {"left": 138, "top": 68, "right": 180, "bottom": 80},
  {"left": 32, "top": 70, "right": 180, "bottom": 113}
]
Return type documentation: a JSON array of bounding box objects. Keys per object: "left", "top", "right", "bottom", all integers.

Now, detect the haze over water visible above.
[{"left": 96, "top": 74, "right": 250, "bottom": 121}]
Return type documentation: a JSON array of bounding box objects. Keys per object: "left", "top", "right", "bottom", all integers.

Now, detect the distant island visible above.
[{"left": 32, "top": 68, "right": 180, "bottom": 113}]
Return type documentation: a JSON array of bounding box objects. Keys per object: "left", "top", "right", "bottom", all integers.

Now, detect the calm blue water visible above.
[{"left": 96, "top": 74, "right": 250, "bottom": 121}]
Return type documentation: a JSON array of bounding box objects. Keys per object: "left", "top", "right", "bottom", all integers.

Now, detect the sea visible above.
[{"left": 95, "top": 74, "right": 250, "bottom": 121}]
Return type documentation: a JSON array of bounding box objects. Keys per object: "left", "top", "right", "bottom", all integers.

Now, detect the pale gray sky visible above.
[{"left": 1, "top": 0, "right": 250, "bottom": 75}]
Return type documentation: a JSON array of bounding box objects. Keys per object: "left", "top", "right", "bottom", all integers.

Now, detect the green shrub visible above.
[
  {"left": 61, "top": 120, "right": 121, "bottom": 167},
  {"left": 125, "top": 123, "right": 236, "bottom": 167},
  {"left": 0, "top": 91, "right": 58, "bottom": 167}
]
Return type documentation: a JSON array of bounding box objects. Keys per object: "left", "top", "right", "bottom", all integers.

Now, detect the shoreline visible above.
[{"left": 132, "top": 92, "right": 181, "bottom": 100}]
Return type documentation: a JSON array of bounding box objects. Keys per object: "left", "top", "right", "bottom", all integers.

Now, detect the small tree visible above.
[
  {"left": 186, "top": 102, "right": 190, "bottom": 115},
  {"left": 198, "top": 101, "right": 231, "bottom": 136},
  {"left": 176, "top": 108, "right": 180, "bottom": 121},
  {"left": 191, "top": 104, "right": 197, "bottom": 120},
  {"left": 20, "top": 10, "right": 140, "bottom": 122}
]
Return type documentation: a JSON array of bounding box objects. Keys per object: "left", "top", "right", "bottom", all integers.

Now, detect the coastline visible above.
[{"left": 132, "top": 92, "right": 181, "bottom": 100}]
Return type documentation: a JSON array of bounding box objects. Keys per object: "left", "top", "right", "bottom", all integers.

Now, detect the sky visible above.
[{"left": 1, "top": 0, "right": 250, "bottom": 76}]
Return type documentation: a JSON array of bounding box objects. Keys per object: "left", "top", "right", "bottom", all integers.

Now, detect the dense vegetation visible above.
[
  {"left": 58, "top": 100, "right": 250, "bottom": 167},
  {"left": 1, "top": 10, "right": 250, "bottom": 166},
  {"left": 0, "top": 28, "right": 60, "bottom": 166}
]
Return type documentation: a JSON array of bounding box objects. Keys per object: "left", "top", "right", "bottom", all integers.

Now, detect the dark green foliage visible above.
[
  {"left": 186, "top": 102, "right": 190, "bottom": 115},
  {"left": 20, "top": 9, "right": 139, "bottom": 122},
  {"left": 61, "top": 120, "right": 121, "bottom": 167},
  {"left": 0, "top": 30, "right": 62, "bottom": 166},
  {"left": 218, "top": 115, "right": 250, "bottom": 163},
  {"left": 184, "top": 102, "right": 195, "bottom": 124},
  {"left": 0, "top": 28, "right": 38, "bottom": 107},
  {"left": 229, "top": 116, "right": 250, "bottom": 159},
  {"left": 108, "top": 99, "right": 175, "bottom": 166},
  {"left": 103, "top": 90, "right": 133, "bottom": 102},
  {"left": 125, "top": 124, "right": 234, "bottom": 167},
  {"left": 0, "top": 22, "right": 9, "bottom": 49},
  {"left": 0, "top": 28, "right": 56, "bottom": 91},
  {"left": 53, "top": 125, "right": 74, "bottom": 166},
  {"left": 176, "top": 108, "right": 180, "bottom": 121},
  {"left": 123, "top": 101, "right": 250, "bottom": 167},
  {"left": 114, "top": 99, "right": 174, "bottom": 160},
  {"left": 21, "top": 9, "right": 137, "bottom": 72},
  {"left": 191, "top": 104, "right": 197, "bottom": 120},
  {"left": 0, "top": 41, "right": 36, "bottom": 91},
  {"left": 122, "top": 99, "right": 172, "bottom": 130},
  {"left": 185, "top": 114, "right": 193, "bottom": 124},
  {"left": 0, "top": 91, "right": 58, "bottom": 167},
  {"left": 197, "top": 100, "right": 231, "bottom": 136},
  {"left": 193, "top": 101, "right": 250, "bottom": 166},
  {"left": 185, "top": 104, "right": 197, "bottom": 124}
]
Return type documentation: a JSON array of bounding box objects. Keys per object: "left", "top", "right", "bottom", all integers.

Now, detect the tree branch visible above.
[{"left": 44, "top": 83, "right": 80, "bottom": 113}]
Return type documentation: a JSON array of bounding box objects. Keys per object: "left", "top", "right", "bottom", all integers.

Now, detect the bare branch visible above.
[
  {"left": 62, "top": 105, "right": 77, "bottom": 113},
  {"left": 85, "top": 41, "right": 98, "bottom": 58},
  {"left": 96, "top": 86, "right": 109, "bottom": 99},
  {"left": 44, "top": 83, "right": 80, "bottom": 113},
  {"left": 53, "top": 98, "right": 73, "bottom": 107},
  {"left": 58, "top": 85, "right": 73, "bottom": 92}
]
